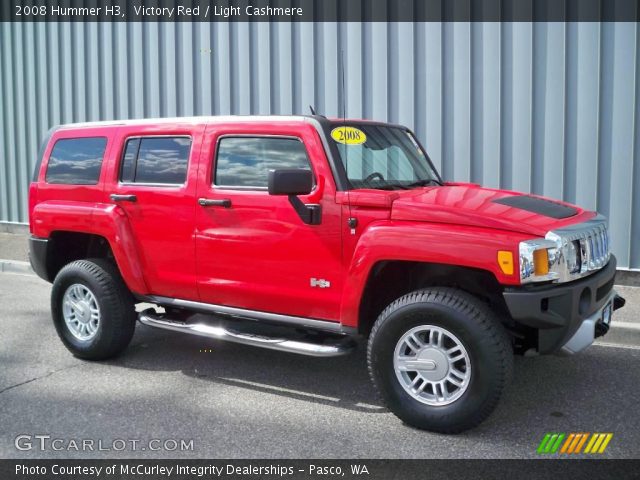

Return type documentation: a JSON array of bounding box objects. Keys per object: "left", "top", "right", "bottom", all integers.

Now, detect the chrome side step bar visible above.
[
  {"left": 145, "top": 295, "right": 347, "bottom": 334},
  {"left": 138, "top": 310, "right": 356, "bottom": 357}
]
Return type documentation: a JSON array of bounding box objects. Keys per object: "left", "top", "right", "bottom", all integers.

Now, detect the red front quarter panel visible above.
[{"left": 339, "top": 221, "right": 531, "bottom": 328}]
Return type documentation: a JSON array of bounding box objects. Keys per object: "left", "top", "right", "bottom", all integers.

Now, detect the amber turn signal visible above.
[
  {"left": 533, "top": 249, "right": 549, "bottom": 276},
  {"left": 497, "top": 251, "right": 514, "bottom": 275}
]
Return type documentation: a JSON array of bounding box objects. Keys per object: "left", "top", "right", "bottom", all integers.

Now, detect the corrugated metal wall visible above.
[{"left": 1, "top": 22, "right": 639, "bottom": 269}]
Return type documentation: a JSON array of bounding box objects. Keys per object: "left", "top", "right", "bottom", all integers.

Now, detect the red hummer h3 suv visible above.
[{"left": 29, "top": 116, "right": 625, "bottom": 433}]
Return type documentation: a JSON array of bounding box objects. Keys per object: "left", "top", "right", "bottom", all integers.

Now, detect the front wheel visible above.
[
  {"left": 367, "top": 287, "right": 513, "bottom": 433},
  {"left": 51, "top": 259, "right": 136, "bottom": 360}
]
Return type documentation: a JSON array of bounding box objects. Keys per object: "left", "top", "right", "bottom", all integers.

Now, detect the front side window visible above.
[
  {"left": 120, "top": 136, "right": 191, "bottom": 185},
  {"left": 45, "top": 137, "right": 107, "bottom": 184},
  {"left": 329, "top": 124, "right": 441, "bottom": 190},
  {"left": 215, "top": 136, "right": 311, "bottom": 188}
]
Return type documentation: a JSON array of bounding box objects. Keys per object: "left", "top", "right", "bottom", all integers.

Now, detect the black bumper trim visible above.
[
  {"left": 503, "top": 255, "right": 619, "bottom": 354},
  {"left": 28, "top": 236, "right": 50, "bottom": 282}
]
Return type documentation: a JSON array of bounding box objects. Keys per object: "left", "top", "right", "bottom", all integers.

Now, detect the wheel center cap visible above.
[
  {"left": 416, "top": 348, "right": 449, "bottom": 382},
  {"left": 76, "top": 303, "right": 90, "bottom": 323}
]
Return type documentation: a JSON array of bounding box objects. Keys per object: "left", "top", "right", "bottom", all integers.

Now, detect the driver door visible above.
[{"left": 195, "top": 122, "right": 344, "bottom": 322}]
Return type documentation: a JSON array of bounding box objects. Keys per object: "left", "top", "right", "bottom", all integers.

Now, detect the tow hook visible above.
[
  {"left": 613, "top": 294, "right": 626, "bottom": 311},
  {"left": 595, "top": 322, "right": 609, "bottom": 338},
  {"left": 596, "top": 294, "right": 626, "bottom": 338}
]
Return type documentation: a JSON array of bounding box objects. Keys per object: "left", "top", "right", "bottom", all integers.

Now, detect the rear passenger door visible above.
[{"left": 107, "top": 124, "right": 205, "bottom": 300}]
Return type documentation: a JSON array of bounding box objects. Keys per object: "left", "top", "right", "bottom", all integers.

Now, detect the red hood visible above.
[{"left": 387, "top": 183, "right": 595, "bottom": 236}]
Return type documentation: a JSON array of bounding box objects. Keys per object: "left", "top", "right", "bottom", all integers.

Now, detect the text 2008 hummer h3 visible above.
[{"left": 29, "top": 116, "right": 625, "bottom": 433}]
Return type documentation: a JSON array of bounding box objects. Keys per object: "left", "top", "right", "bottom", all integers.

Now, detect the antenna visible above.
[
  {"left": 341, "top": 50, "right": 347, "bottom": 125},
  {"left": 341, "top": 49, "right": 357, "bottom": 234},
  {"left": 309, "top": 105, "right": 316, "bottom": 115}
]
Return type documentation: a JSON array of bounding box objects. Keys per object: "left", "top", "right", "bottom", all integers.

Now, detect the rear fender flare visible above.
[{"left": 31, "top": 201, "right": 148, "bottom": 294}]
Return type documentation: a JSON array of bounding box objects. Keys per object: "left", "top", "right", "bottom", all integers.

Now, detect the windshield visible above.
[{"left": 329, "top": 123, "right": 441, "bottom": 190}]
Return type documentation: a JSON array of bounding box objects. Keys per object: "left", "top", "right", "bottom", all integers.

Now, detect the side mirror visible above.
[
  {"left": 268, "top": 169, "right": 313, "bottom": 196},
  {"left": 268, "top": 169, "right": 321, "bottom": 225}
]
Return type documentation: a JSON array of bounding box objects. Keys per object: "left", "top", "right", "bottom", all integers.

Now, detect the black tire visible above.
[
  {"left": 51, "top": 258, "right": 136, "bottom": 360},
  {"left": 367, "top": 287, "right": 513, "bottom": 433}
]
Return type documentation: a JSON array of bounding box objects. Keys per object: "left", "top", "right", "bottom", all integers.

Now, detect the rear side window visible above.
[
  {"left": 45, "top": 137, "right": 107, "bottom": 184},
  {"left": 215, "top": 136, "right": 311, "bottom": 188},
  {"left": 120, "top": 136, "right": 191, "bottom": 185}
]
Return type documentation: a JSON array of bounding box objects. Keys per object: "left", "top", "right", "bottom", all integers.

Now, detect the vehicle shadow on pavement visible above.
[
  {"left": 106, "top": 324, "right": 639, "bottom": 438},
  {"left": 110, "top": 324, "right": 386, "bottom": 414}
]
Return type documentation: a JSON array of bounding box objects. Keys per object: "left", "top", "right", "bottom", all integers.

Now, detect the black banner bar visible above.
[
  {"left": 2, "top": 459, "right": 640, "bottom": 480},
  {"left": 1, "top": 0, "right": 640, "bottom": 22}
]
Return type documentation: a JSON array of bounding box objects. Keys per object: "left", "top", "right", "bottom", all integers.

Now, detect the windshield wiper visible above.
[
  {"left": 374, "top": 183, "right": 411, "bottom": 190},
  {"left": 406, "top": 179, "right": 442, "bottom": 188},
  {"left": 360, "top": 179, "right": 442, "bottom": 191}
]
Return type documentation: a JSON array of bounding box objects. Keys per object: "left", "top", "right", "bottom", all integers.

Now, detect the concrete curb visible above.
[
  {"left": 616, "top": 269, "right": 640, "bottom": 287},
  {"left": 0, "top": 222, "right": 29, "bottom": 235},
  {"left": 0, "top": 259, "right": 34, "bottom": 275},
  {"left": 599, "top": 320, "right": 640, "bottom": 348}
]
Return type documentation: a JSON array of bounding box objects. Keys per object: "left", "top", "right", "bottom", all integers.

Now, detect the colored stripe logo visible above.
[{"left": 537, "top": 433, "right": 613, "bottom": 454}]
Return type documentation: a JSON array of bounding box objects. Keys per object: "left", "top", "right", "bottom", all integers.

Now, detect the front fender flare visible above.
[{"left": 339, "top": 221, "right": 529, "bottom": 328}]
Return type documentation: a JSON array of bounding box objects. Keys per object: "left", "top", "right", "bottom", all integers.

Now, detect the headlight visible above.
[
  {"left": 519, "top": 236, "right": 584, "bottom": 284},
  {"left": 519, "top": 238, "right": 558, "bottom": 284}
]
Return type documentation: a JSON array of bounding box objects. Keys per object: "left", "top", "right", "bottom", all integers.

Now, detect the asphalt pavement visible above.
[{"left": 0, "top": 271, "right": 639, "bottom": 459}]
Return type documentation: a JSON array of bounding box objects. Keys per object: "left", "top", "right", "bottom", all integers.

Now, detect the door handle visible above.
[
  {"left": 198, "top": 198, "right": 232, "bottom": 208},
  {"left": 110, "top": 194, "right": 137, "bottom": 202}
]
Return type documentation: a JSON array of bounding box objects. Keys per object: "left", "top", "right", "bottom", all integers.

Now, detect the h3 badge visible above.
[{"left": 310, "top": 278, "right": 331, "bottom": 289}]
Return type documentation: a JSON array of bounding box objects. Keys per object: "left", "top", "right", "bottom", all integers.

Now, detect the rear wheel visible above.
[
  {"left": 367, "top": 287, "right": 513, "bottom": 433},
  {"left": 51, "top": 259, "right": 136, "bottom": 360}
]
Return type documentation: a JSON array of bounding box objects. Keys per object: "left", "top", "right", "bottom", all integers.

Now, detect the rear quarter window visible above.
[{"left": 45, "top": 137, "right": 107, "bottom": 185}]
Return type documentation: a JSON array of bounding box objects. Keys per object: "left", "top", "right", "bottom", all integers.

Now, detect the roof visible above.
[
  {"left": 55, "top": 115, "right": 404, "bottom": 130},
  {"left": 56, "top": 115, "right": 321, "bottom": 130}
]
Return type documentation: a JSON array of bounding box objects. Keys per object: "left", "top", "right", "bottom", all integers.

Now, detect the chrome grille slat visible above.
[{"left": 583, "top": 223, "right": 608, "bottom": 272}]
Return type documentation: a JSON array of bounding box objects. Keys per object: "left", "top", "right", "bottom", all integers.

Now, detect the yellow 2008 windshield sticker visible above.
[{"left": 331, "top": 126, "right": 367, "bottom": 145}]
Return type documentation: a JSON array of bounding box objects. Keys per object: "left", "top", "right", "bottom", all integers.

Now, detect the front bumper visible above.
[{"left": 503, "top": 255, "right": 625, "bottom": 354}]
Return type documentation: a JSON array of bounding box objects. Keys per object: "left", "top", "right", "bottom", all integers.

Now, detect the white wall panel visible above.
[{"left": 0, "top": 21, "right": 639, "bottom": 269}]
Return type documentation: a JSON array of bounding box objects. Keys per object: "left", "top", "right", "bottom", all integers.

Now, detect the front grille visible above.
[
  {"left": 546, "top": 214, "right": 611, "bottom": 283},
  {"left": 581, "top": 221, "right": 610, "bottom": 272}
]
